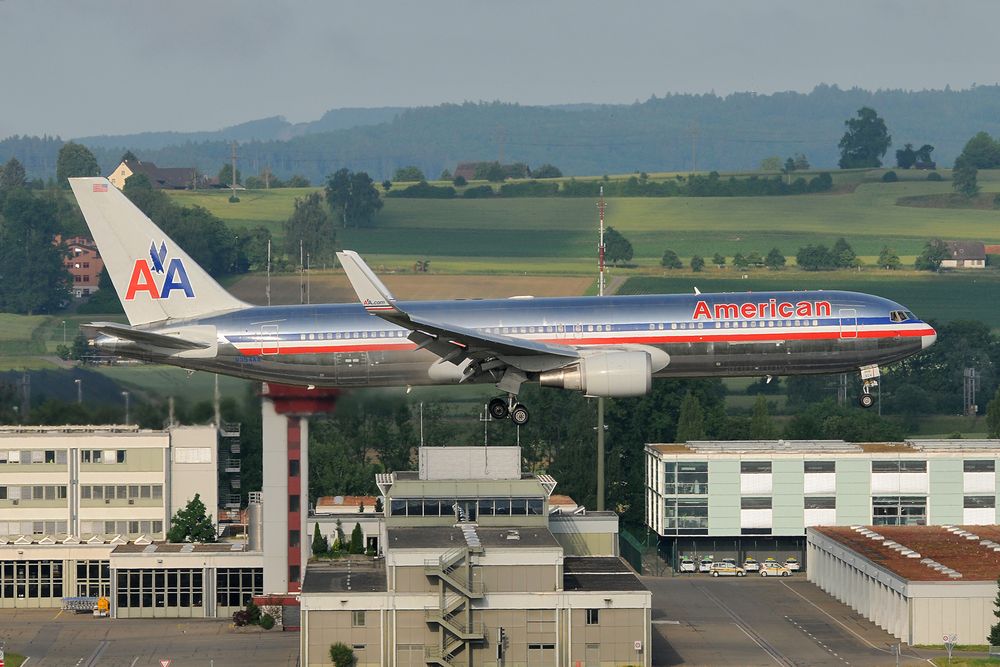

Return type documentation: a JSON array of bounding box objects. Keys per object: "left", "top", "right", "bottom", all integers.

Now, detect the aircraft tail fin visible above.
[{"left": 69, "top": 177, "right": 247, "bottom": 326}]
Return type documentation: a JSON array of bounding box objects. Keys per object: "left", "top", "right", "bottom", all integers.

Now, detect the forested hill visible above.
[{"left": 7, "top": 85, "right": 1000, "bottom": 182}]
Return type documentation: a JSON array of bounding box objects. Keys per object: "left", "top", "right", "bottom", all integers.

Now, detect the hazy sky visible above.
[{"left": 2, "top": 0, "right": 998, "bottom": 138}]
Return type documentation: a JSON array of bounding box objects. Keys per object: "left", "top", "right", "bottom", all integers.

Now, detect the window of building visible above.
[
  {"left": 215, "top": 567, "right": 263, "bottom": 608},
  {"left": 289, "top": 460, "right": 300, "bottom": 477},
  {"left": 741, "top": 527, "right": 772, "bottom": 535},
  {"left": 872, "top": 496, "right": 926, "bottom": 525},
  {"left": 664, "top": 461, "right": 708, "bottom": 495},
  {"left": 964, "top": 496, "right": 996, "bottom": 508},
  {"left": 289, "top": 495, "right": 300, "bottom": 513},
  {"left": 0, "top": 560, "right": 63, "bottom": 599},
  {"left": 289, "top": 565, "right": 300, "bottom": 583},
  {"left": 116, "top": 450, "right": 127, "bottom": 463},
  {"left": 586, "top": 609, "right": 599, "bottom": 625},
  {"left": 289, "top": 530, "right": 300, "bottom": 547},
  {"left": 352, "top": 610, "right": 366, "bottom": 627},
  {"left": 804, "top": 496, "right": 836, "bottom": 509},
  {"left": 740, "top": 461, "right": 772, "bottom": 474},
  {"left": 663, "top": 498, "right": 708, "bottom": 534},
  {"left": 741, "top": 497, "right": 772, "bottom": 509},
  {"left": 76, "top": 560, "right": 111, "bottom": 597},
  {"left": 804, "top": 461, "right": 835, "bottom": 473},
  {"left": 116, "top": 568, "right": 202, "bottom": 609},
  {"left": 964, "top": 460, "right": 995, "bottom": 473},
  {"left": 872, "top": 460, "right": 926, "bottom": 473}
]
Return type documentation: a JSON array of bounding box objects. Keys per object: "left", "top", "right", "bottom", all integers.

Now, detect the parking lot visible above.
[
  {"left": 0, "top": 609, "right": 299, "bottom": 667},
  {"left": 644, "top": 575, "right": 933, "bottom": 667}
]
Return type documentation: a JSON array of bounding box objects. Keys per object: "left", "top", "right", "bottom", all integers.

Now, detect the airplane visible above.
[{"left": 69, "top": 177, "right": 936, "bottom": 425}]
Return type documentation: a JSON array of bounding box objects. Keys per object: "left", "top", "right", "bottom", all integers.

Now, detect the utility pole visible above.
[
  {"left": 74, "top": 378, "right": 82, "bottom": 404},
  {"left": 299, "top": 239, "right": 305, "bottom": 305},
  {"left": 306, "top": 253, "right": 311, "bottom": 305},
  {"left": 121, "top": 391, "right": 130, "bottom": 425},
  {"left": 230, "top": 141, "right": 238, "bottom": 197},
  {"left": 266, "top": 239, "right": 272, "bottom": 306},
  {"left": 596, "top": 186, "right": 607, "bottom": 512}
]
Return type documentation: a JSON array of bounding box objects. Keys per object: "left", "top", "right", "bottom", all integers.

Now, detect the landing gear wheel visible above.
[
  {"left": 488, "top": 397, "right": 509, "bottom": 420},
  {"left": 510, "top": 403, "right": 530, "bottom": 426},
  {"left": 859, "top": 393, "right": 875, "bottom": 409}
]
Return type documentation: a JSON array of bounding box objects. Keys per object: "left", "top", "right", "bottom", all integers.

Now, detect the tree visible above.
[
  {"left": 660, "top": 249, "right": 682, "bottom": 269},
  {"left": 792, "top": 153, "right": 810, "bottom": 170},
  {"left": 732, "top": 252, "right": 749, "bottom": 270},
  {"left": 878, "top": 246, "right": 901, "bottom": 270},
  {"left": 914, "top": 239, "right": 949, "bottom": 271},
  {"left": 986, "top": 388, "right": 1000, "bottom": 438},
  {"left": 675, "top": 392, "right": 705, "bottom": 441},
  {"left": 380, "top": 179, "right": 391, "bottom": 192},
  {"left": 764, "top": 247, "right": 786, "bottom": 270},
  {"left": 796, "top": 244, "right": 836, "bottom": 271},
  {"left": 120, "top": 150, "right": 138, "bottom": 164},
  {"left": 958, "top": 132, "right": 1000, "bottom": 169},
  {"left": 759, "top": 156, "right": 782, "bottom": 171},
  {"left": 329, "top": 643, "right": 356, "bottom": 667},
  {"left": 439, "top": 169, "right": 452, "bottom": 180},
  {"left": 832, "top": 238, "right": 857, "bottom": 268},
  {"left": 712, "top": 253, "right": 726, "bottom": 269},
  {"left": 750, "top": 395, "right": 775, "bottom": 439},
  {"left": 324, "top": 169, "right": 383, "bottom": 228},
  {"left": 392, "top": 166, "right": 424, "bottom": 182},
  {"left": 218, "top": 163, "right": 241, "bottom": 187},
  {"left": 374, "top": 497, "right": 384, "bottom": 513},
  {"left": 452, "top": 175, "right": 467, "bottom": 187},
  {"left": 783, "top": 157, "right": 796, "bottom": 175},
  {"left": 0, "top": 157, "right": 26, "bottom": 191},
  {"left": 532, "top": 163, "right": 562, "bottom": 178},
  {"left": 312, "top": 522, "right": 328, "bottom": 557},
  {"left": 690, "top": 255, "right": 705, "bottom": 272},
  {"left": 0, "top": 189, "right": 70, "bottom": 314},
  {"left": 349, "top": 522, "right": 363, "bottom": 554},
  {"left": 474, "top": 161, "right": 507, "bottom": 182},
  {"left": 895, "top": 143, "right": 917, "bottom": 169},
  {"left": 953, "top": 156, "right": 980, "bottom": 198},
  {"left": 286, "top": 174, "right": 311, "bottom": 187},
  {"left": 989, "top": 574, "right": 1000, "bottom": 647},
  {"left": 838, "top": 107, "right": 891, "bottom": 169},
  {"left": 56, "top": 142, "right": 100, "bottom": 187},
  {"left": 603, "top": 227, "right": 633, "bottom": 265},
  {"left": 167, "top": 493, "right": 216, "bottom": 542},
  {"left": 285, "top": 192, "right": 337, "bottom": 265}
]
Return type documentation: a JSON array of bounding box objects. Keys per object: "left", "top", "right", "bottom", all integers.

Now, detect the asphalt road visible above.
[
  {"left": 643, "top": 575, "right": 932, "bottom": 667},
  {"left": 0, "top": 609, "right": 299, "bottom": 667}
]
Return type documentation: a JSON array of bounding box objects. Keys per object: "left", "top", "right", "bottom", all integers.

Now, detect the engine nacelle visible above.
[{"left": 539, "top": 351, "right": 652, "bottom": 397}]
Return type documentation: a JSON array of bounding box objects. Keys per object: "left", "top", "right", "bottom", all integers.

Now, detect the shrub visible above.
[
  {"left": 259, "top": 613, "right": 275, "bottom": 630},
  {"left": 927, "top": 171, "right": 943, "bottom": 181},
  {"left": 228, "top": 195, "right": 240, "bottom": 203},
  {"left": 462, "top": 185, "right": 494, "bottom": 199},
  {"left": 881, "top": 171, "right": 898, "bottom": 183},
  {"left": 245, "top": 599, "right": 261, "bottom": 625},
  {"left": 452, "top": 175, "right": 467, "bottom": 187},
  {"left": 232, "top": 609, "right": 250, "bottom": 626},
  {"left": 385, "top": 181, "right": 455, "bottom": 199},
  {"left": 330, "top": 642, "right": 357, "bottom": 667}
]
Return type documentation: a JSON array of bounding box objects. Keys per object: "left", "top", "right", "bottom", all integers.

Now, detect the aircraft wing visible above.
[
  {"left": 337, "top": 251, "right": 578, "bottom": 372},
  {"left": 83, "top": 322, "right": 217, "bottom": 352}
]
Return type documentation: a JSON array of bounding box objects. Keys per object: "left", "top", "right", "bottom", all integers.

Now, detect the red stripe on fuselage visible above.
[{"left": 232, "top": 326, "right": 933, "bottom": 356}]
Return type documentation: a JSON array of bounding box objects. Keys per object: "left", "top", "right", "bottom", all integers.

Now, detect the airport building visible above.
[
  {"left": 299, "top": 446, "right": 651, "bottom": 667},
  {"left": 645, "top": 439, "right": 1000, "bottom": 567},
  {"left": 0, "top": 424, "right": 266, "bottom": 617},
  {"left": 808, "top": 524, "right": 1000, "bottom": 644}
]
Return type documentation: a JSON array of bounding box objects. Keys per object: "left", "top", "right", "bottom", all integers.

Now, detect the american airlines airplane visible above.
[{"left": 70, "top": 177, "right": 936, "bottom": 425}]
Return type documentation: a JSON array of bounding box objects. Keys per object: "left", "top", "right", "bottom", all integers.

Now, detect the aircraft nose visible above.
[{"left": 922, "top": 328, "right": 937, "bottom": 349}]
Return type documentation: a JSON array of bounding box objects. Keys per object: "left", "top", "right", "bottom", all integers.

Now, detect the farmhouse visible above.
[
  {"left": 941, "top": 241, "right": 986, "bottom": 269},
  {"left": 56, "top": 235, "right": 104, "bottom": 298},
  {"left": 107, "top": 159, "right": 198, "bottom": 190}
]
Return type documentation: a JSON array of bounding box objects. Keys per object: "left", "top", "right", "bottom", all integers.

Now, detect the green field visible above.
[{"left": 169, "top": 170, "right": 1000, "bottom": 273}]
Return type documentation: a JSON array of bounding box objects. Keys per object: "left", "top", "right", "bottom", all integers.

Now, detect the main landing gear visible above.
[
  {"left": 859, "top": 364, "right": 880, "bottom": 409},
  {"left": 488, "top": 396, "right": 530, "bottom": 426}
]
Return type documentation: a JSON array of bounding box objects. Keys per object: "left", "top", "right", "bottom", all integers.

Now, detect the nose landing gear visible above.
[
  {"left": 859, "top": 364, "right": 880, "bottom": 409},
  {"left": 488, "top": 395, "right": 530, "bottom": 425}
]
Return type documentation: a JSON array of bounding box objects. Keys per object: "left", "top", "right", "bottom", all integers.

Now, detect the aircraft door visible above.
[
  {"left": 336, "top": 351, "right": 370, "bottom": 384},
  {"left": 839, "top": 309, "right": 858, "bottom": 339},
  {"left": 260, "top": 324, "right": 279, "bottom": 355}
]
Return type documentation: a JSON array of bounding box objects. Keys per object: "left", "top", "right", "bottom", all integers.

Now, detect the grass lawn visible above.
[
  {"left": 93, "top": 366, "right": 251, "bottom": 403},
  {"left": 4, "top": 653, "right": 27, "bottom": 667}
]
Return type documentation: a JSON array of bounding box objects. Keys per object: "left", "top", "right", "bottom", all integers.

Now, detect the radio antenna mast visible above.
[{"left": 598, "top": 186, "right": 606, "bottom": 297}]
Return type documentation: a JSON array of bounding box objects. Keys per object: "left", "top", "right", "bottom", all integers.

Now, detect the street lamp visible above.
[
  {"left": 74, "top": 379, "right": 82, "bottom": 404},
  {"left": 61, "top": 320, "right": 67, "bottom": 345},
  {"left": 121, "top": 391, "right": 130, "bottom": 424}
]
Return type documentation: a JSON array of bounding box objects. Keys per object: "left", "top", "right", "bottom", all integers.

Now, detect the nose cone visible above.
[{"left": 922, "top": 328, "right": 937, "bottom": 350}]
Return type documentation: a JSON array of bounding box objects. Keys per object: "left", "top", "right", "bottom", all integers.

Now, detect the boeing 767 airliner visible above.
[{"left": 70, "top": 177, "right": 936, "bottom": 425}]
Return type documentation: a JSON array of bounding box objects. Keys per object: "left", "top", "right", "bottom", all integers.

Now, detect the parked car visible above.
[
  {"left": 710, "top": 562, "right": 746, "bottom": 577},
  {"left": 722, "top": 557, "right": 737, "bottom": 565},
  {"left": 743, "top": 557, "right": 760, "bottom": 571},
  {"left": 699, "top": 556, "right": 714, "bottom": 573},
  {"left": 784, "top": 557, "right": 801, "bottom": 571},
  {"left": 760, "top": 562, "right": 792, "bottom": 577},
  {"left": 679, "top": 557, "right": 696, "bottom": 573}
]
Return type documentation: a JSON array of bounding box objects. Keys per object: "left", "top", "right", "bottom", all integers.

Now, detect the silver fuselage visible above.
[{"left": 97, "top": 290, "right": 935, "bottom": 388}]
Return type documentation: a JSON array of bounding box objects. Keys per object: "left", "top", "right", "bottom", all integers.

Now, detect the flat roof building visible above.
[
  {"left": 809, "top": 524, "right": 1000, "bottom": 644},
  {"left": 645, "top": 439, "right": 1000, "bottom": 568},
  {"left": 300, "top": 447, "right": 651, "bottom": 667}
]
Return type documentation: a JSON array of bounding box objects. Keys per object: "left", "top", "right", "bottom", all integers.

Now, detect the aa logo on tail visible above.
[{"left": 124, "top": 241, "right": 195, "bottom": 300}]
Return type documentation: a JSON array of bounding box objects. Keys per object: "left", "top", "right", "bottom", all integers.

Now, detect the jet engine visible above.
[{"left": 539, "top": 350, "right": 652, "bottom": 397}]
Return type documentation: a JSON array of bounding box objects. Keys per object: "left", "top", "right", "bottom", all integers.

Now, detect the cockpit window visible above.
[{"left": 889, "top": 310, "right": 911, "bottom": 323}]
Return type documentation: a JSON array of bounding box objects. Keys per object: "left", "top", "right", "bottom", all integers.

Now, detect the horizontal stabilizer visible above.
[{"left": 85, "top": 322, "right": 218, "bottom": 358}]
